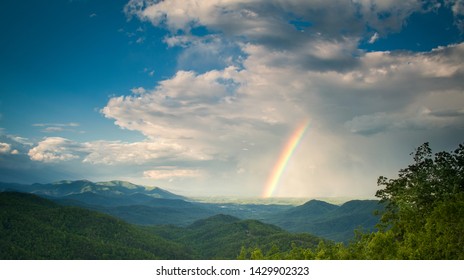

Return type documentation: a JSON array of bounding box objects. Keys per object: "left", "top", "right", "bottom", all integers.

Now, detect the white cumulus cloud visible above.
[
  {"left": 28, "top": 137, "right": 82, "bottom": 163},
  {"left": 0, "top": 143, "right": 11, "bottom": 154}
]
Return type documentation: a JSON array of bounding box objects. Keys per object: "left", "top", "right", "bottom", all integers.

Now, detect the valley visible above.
[
  {"left": 0, "top": 180, "right": 382, "bottom": 243},
  {"left": 0, "top": 191, "right": 322, "bottom": 259}
]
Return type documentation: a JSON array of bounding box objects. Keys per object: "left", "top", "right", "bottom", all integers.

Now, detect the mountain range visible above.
[
  {"left": 0, "top": 192, "right": 321, "bottom": 259},
  {"left": 0, "top": 180, "right": 184, "bottom": 199},
  {"left": 262, "top": 199, "right": 382, "bottom": 241},
  {"left": 0, "top": 180, "right": 383, "bottom": 247}
]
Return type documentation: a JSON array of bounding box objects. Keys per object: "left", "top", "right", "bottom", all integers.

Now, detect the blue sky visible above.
[{"left": 1, "top": 0, "right": 463, "bottom": 198}]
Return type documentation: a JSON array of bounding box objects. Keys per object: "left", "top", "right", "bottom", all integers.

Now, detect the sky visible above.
[{"left": 1, "top": 0, "right": 463, "bottom": 198}]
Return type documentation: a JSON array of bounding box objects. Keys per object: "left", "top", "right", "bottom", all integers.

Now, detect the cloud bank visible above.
[{"left": 3, "top": 0, "right": 462, "bottom": 197}]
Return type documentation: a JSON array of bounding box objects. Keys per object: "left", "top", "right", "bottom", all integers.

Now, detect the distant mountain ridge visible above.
[
  {"left": 0, "top": 180, "right": 217, "bottom": 226},
  {"left": 285, "top": 199, "right": 339, "bottom": 217},
  {"left": 0, "top": 180, "right": 184, "bottom": 200},
  {"left": 262, "top": 199, "right": 383, "bottom": 242}
]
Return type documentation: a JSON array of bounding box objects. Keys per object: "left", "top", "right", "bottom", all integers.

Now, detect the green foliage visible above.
[
  {"left": 372, "top": 142, "right": 464, "bottom": 259},
  {"left": 148, "top": 214, "right": 322, "bottom": 259},
  {"left": 398, "top": 194, "right": 464, "bottom": 259},
  {"left": 0, "top": 192, "right": 192, "bottom": 259},
  {"left": 376, "top": 143, "right": 463, "bottom": 229},
  {"left": 250, "top": 248, "right": 264, "bottom": 260}
]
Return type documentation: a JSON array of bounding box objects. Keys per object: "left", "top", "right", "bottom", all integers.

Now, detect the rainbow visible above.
[{"left": 262, "top": 119, "right": 310, "bottom": 198}]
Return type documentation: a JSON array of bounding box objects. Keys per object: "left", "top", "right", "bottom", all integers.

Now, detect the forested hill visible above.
[
  {"left": 149, "top": 214, "right": 322, "bottom": 259},
  {"left": 0, "top": 192, "right": 192, "bottom": 259},
  {"left": 0, "top": 192, "right": 322, "bottom": 260}
]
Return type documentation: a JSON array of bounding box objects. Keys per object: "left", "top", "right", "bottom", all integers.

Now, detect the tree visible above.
[
  {"left": 373, "top": 142, "right": 464, "bottom": 259},
  {"left": 403, "top": 194, "right": 464, "bottom": 259},
  {"left": 250, "top": 248, "right": 264, "bottom": 260}
]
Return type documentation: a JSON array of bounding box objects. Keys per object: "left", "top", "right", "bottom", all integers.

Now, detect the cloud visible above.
[
  {"left": 124, "top": 0, "right": 435, "bottom": 69},
  {"left": 368, "top": 32, "right": 380, "bottom": 44},
  {"left": 428, "top": 108, "right": 464, "bottom": 117},
  {"left": 354, "top": 0, "right": 426, "bottom": 33},
  {"left": 27, "top": 137, "right": 210, "bottom": 165},
  {"left": 445, "top": 0, "right": 464, "bottom": 30},
  {"left": 6, "top": 135, "right": 33, "bottom": 146},
  {"left": 136, "top": 37, "right": 145, "bottom": 44},
  {"left": 124, "top": 0, "right": 463, "bottom": 76},
  {"left": 33, "top": 122, "right": 81, "bottom": 133},
  {"left": 0, "top": 138, "right": 23, "bottom": 155},
  {"left": 0, "top": 143, "right": 11, "bottom": 154},
  {"left": 130, "top": 87, "right": 147, "bottom": 94},
  {"left": 20, "top": 0, "right": 464, "bottom": 194},
  {"left": 28, "top": 137, "right": 82, "bottom": 163},
  {"left": 43, "top": 127, "right": 65, "bottom": 133},
  {"left": 33, "top": 122, "right": 80, "bottom": 127},
  {"left": 339, "top": 44, "right": 464, "bottom": 134},
  {"left": 344, "top": 107, "right": 464, "bottom": 136},
  {"left": 99, "top": 25, "right": 464, "bottom": 196},
  {"left": 173, "top": 35, "right": 243, "bottom": 72},
  {"left": 143, "top": 68, "right": 155, "bottom": 77},
  {"left": 101, "top": 64, "right": 305, "bottom": 158},
  {"left": 303, "top": 43, "right": 464, "bottom": 124},
  {"left": 82, "top": 140, "right": 210, "bottom": 165},
  {"left": 143, "top": 167, "right": 204, "bottom": 180},
  {"left": 0, "top": 134, "right": 33, "bottom": 157},
  {"left": 125, "top": 0, "right": 420, "bottom": 39},
  {"left": 6, "top": 0, "right": 463, "bottom": 197}
]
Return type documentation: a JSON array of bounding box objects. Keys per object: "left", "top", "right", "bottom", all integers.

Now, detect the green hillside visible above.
[
  {"left": 1, "top": 191, "right": 322, "bottom": 260},
  {"left": 0, "top": 192, "right": 192, "bottom": 259},
  {"left": 149, "top": 214, "right": 322, "bottom": 259}
]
